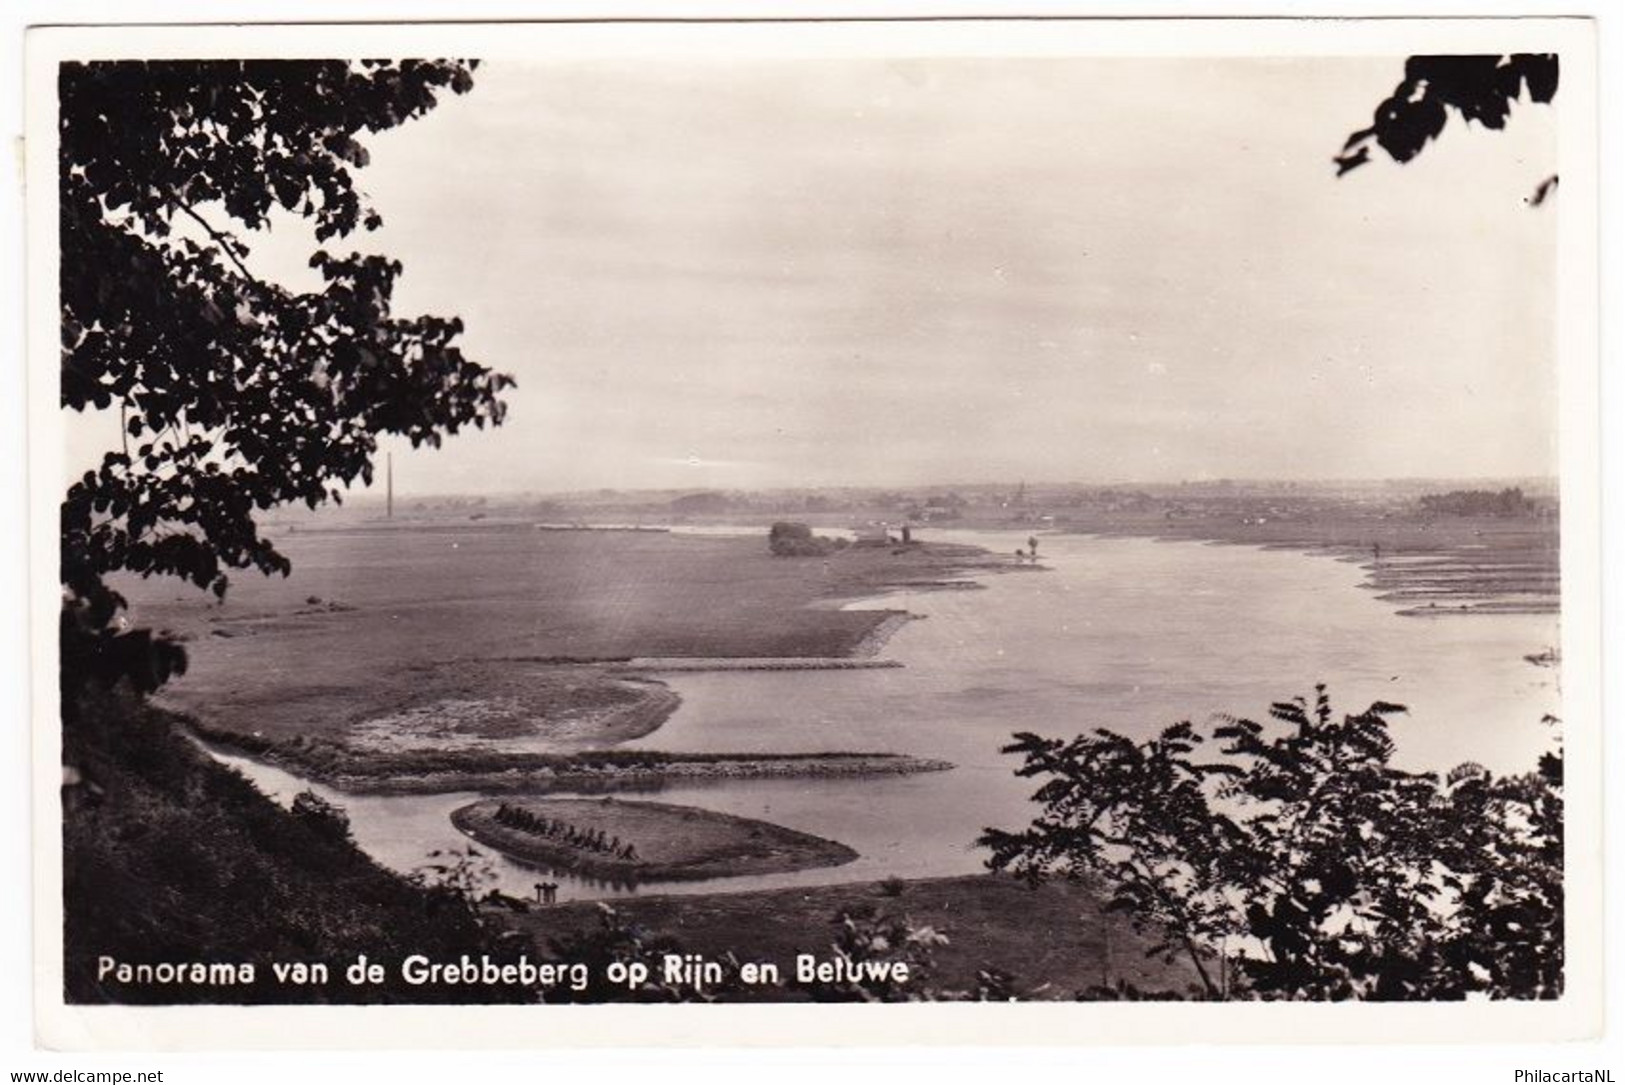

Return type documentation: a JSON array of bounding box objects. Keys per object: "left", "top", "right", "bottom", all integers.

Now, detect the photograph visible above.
[{"left": 23, "top": 13, "right": 1606, "bottom": 1053}]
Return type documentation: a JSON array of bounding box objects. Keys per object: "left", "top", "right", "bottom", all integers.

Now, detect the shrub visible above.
[
  {"left": 290, "top": 789, "right": 352, "bottom": 842},
  {"left": 768, "top": 521, "right": 846, "bottom": 557},
  {"left": 980, "top": 686, "right": 1563, "bottom": 1001},
  {"left": 794, "top": 904, "right": 949, "bottom": 1003}
]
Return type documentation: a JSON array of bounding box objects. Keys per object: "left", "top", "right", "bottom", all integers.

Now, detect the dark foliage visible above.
[
  {"left": 290, "top": 789, "right": 352, "bottom": 843},
  {"left": 790, "top": 905, "right": 1038, "bottom": 1002},
  {"left": 62, "top": 692, "right": 532, "bottom": 1004},
  {"left": 59, "top": 59, "right": 512, "bottom": 692},
  {"left": 980, "top": 687, "right": 1562, "bottom": 1000},
  {"left": 539, "top": 903, "right": 746, "bottom": 1003},
  {"left": 1335, "top": 54, "right": 1557, "bottom": 176},
  {"left": 768, "top": 521, "right": 849, "bottom": 557},
  {"left": 792, "top": 904, "right": 950, "bottom": 1003},
  {"left": 60, "top": 601, "right": 188, "bottom": 713}
]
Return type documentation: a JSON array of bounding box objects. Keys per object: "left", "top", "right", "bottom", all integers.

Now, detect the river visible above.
[{"left": 211, "top": 530, "right": 1561, "bottom": 903}]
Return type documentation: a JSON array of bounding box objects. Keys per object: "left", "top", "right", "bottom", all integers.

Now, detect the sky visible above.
[{"left": 69, "top": 53, "right": 1562, "bottom": 496}]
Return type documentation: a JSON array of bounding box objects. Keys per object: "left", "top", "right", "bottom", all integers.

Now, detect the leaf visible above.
[{"left": 1336, "top": 53, "right": 1557, "bottom": 174}]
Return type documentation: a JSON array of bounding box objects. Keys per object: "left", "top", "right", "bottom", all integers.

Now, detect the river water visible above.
[{"left": 213, "top": 530, "right": 1560, "bottom": 903}]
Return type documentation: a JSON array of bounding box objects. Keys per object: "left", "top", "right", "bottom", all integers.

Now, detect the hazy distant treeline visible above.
[{"left": 1418, "top": 487, "right": 1539, "bottom": 518}]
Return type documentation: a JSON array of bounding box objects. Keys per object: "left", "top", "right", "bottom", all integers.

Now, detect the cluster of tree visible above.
[
  {"left": 768, "top": 521, "right": 850, "bottom": 557},
  {"left": 59, "top": 59, "right": 511, "bottom": 702},
  {"left": 56, "top": 57, "right": 531, "bottom": 1006},
  {"left": 980, "top": 686, "right": 1562, "bottom": 1000},
  {"left": 1419, "top": 487, "right": 1538, "bottom": 518}
]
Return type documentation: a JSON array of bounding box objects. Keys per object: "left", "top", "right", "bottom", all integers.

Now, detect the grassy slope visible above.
[
  {"left": 61, "top": 693, "right": 530, "bottom": 1004},
  {"left": 508, "top": 874, "right": 1202, "bottom": 1001}
]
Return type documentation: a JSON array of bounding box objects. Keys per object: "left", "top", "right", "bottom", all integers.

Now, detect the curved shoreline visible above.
[
  {"left": 846, "top": 611, "right": 917, "bottom": 659},
  {"left": 451, "top": 798, "right": 859, "bottom": 882},
  {"left": 1058, "top": 525, "right": 1557, "bottom": 618},
  {"left": 186, "top": 721, "right": 953, "bottom": 795},
  {"left": 339, "top": 672, "right": 684, "bottom": 756},
  {"left": 322, "top": 752, "right": 956, "bottom": 796}
]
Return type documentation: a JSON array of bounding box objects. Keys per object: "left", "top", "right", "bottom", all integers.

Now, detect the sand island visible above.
[{"left": 451, "top": 797, "right": 858, "bottom": 881}]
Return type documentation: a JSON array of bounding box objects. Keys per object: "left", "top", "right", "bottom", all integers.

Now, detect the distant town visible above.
[{"left": 298, "top": 476, "right": 1560, "bottom": 531}]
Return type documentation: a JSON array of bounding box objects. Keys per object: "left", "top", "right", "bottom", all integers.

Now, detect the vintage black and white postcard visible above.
[{"left": 25, "top": 14, "right": 1603, "bottom": 1050}]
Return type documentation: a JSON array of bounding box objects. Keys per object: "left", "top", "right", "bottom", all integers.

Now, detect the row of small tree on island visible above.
[{"left": 492, "top": 804, "right": 640, "bottom": 863}]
